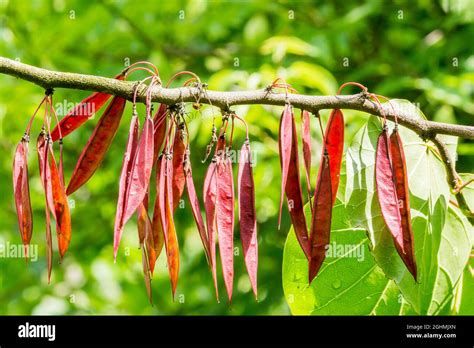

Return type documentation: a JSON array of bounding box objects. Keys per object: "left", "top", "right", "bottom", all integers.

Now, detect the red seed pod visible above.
[
  {"left": 301, "top": 110, "right": 312, "bottom": 201},
  {"left": 308, "top": 151, "right": 333, "bottom": 283},
  {"left": 151, "top": 157, "right": 165, "bottom": 266},
  {"left": 37, "top": 132, "right": 54, "bottom": 282},
  {"left": 51, "top": 74, "right": 125, "bottom": 141},
  {"left": 203, "top": 133, "right": 228, "bottom": 301},
  {"left": 324, "top": 109, "right": 344, "bottom": 204},
  {"left": 113, "top": 115, "right": 140, "bottom": 260},
  {"left": 238, "top": 139, "right": 258, "bottom": 298},
  {"left": 66, "top": 96, "right": 126, "bottom": 195},
  {"left": 389, "top": 128, "right": 417, "bottom": 281},
  {"left": 375, "top": 127, "right": 404, "bottom": 254},
  {"left": 37, "top": 132, "right": 55, "bottom": 215},
  {"left": 49, "top": 145, "right": 72, "bottom": 259},
  {"left": 157, "top": 148, "right": 180, "bottom": 298},
  {"left": 216, "top": 150, "right": 235, "bottom": 302},
  {"left": 171, "top": 126, "right": 186, "bottom": 211},
  {"left": 281, "top": 110, "right": 311, "bottom": 260},
  {"left": 203, "top": 159, "right": 219, "bottom": 300},
  {"left": 13, "top": 135, "right": 33, "bottom": 255},
  {"left": 158, "top": 154, "right": 168, "bottom": 235},
  {"left": 278, "top": 103, "right": 293, "bottom": 228}
]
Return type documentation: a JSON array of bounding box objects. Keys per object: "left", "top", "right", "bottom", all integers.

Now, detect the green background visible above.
[{"left": 0, "top": 0, "right": 472, "bottom": 315}]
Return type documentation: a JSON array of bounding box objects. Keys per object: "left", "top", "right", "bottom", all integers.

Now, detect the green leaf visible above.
[
  {"left": 345, "top": 102, "right": 469, "bottom": 314},
  {"left": 457, "top": 173, "right": 474, "bottom": 213},
  {"left": 282, "top": 200, "right": 405, "bottom": 315},
  {"left": 453, "top": 257, "right": 474, "bottom": 315},
  {"left": 435, "top": 204, "right": 473, "bottom": 314}
]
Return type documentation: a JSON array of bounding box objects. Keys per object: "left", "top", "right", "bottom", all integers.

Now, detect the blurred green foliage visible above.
[{"left": 0, "top": 0, "right": 472, "bottom": 315}]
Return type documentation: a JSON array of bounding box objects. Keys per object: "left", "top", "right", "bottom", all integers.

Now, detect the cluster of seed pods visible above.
[
  {"left": 277, "top": 82, "right": 416, "bottom": 284},
  {"left": 12, "top": 63, "right": 258, "bottom": 303},
  {"left": 13, "top": 89, "right": 77, "bottom": 283},
  {"left": 277, "top": 98, "right": 344, "bottom": 283},
  {"left": 12, "top": 65, "right": 416, "bottom": 304},
  {"left": 373, "top": 94, "right": 417, "bottom": 281}
]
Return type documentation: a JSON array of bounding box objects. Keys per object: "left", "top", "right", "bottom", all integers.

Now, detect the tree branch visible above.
[
  {"left": 2, "top": 57, "right": 473, "bottom": 139},
  {"left": 0, "top": 57, "right": 472, "bottom": 219}
]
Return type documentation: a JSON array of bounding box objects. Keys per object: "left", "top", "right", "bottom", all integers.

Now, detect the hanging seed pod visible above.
[
  {"left": 307, "top": 109, "right": 344, "bottom": 282},
  {"left": 301, "top": 110, "right": 312, "bottom": 202},
  {"left": 280, "top": 107, "right": 311, "bottom": 259},
  {"left": 238, "top": 138, "right": 258, "bottom": 298},
  {"left": 13, "top": 133, "right": 33, "bottom": 257},
  {"left": 278, "top": 103, "right": 293, "bottom": 228},
  {"left": 215, "top": 144, "right": 235, "bottom": 302},
  {"left": 171, "top": 124, "right": 186, "bottom": 211},
  {"left": 113, "top": 113, "right": 140, "bottom": 260},
  {"left": 203, "top": 155, "right": 219, "bottom": 301},
  {"left": 204, "top": 131, "right": 228, "bottom": 301},
  {"left": 37, "top": 131, "right": 55, "bottom": 214},
  {"left": 375, "top": 126, "right": 404, "bottom": 254},
  {"left": 151, "top": 157, "right": 166, "bottom": 265},
  {"left": 308, "top": 150, "right": 333, "bottom": 283},
  {"left": 159, "top": 151, "right": 180, "bottom": 298},
  {"left": 49, "top": 144, "right": 72, "bottom": 259},
  {"left": 37, "top": 131, "right": 54, "bottom": 281},
  {"left": 390, "top": 127, "right": 417, "bottom": 281}
]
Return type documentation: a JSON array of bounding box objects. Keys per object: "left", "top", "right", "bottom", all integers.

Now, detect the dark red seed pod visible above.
[
  {"left": 280, "top": 109, "right": 311, "bottom": 259},
  {"left": 13, "top": 136, "right": 33, "bottom": 255},
  {"left": 113, "top": 115, "right": 140, "bottom": 260},
  {"left": 203, "top": 160, "right": 219, "bottom": 301},
  {"left": 238, "top": 139, "right": 258, "bottom": 298},
  {"left": 49, "top": 145, "right": 72, "bottom": 260},
  {"left": 308, "top": 152, "right": 332, "bottom": 283},
  {"left": 171, "top": 127, "right": 186, "bottom": 211},
  {"left": 390, "top": 128, "right": 417, "bottom": 281},
  {"left": 324, "top": 109, "right": 344, "bottom": 204},
  {"left": 278, "top": 104, "right": 293, "bottom": 228},
  {"left": 216, "top": 152, "right": 235, "bottom": 302},
  {"left": 301, "top": 110, "right": 312, "bottom": 201},
  {"left": 375, "top": 127, "right": 404, "bottom": 254}
]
